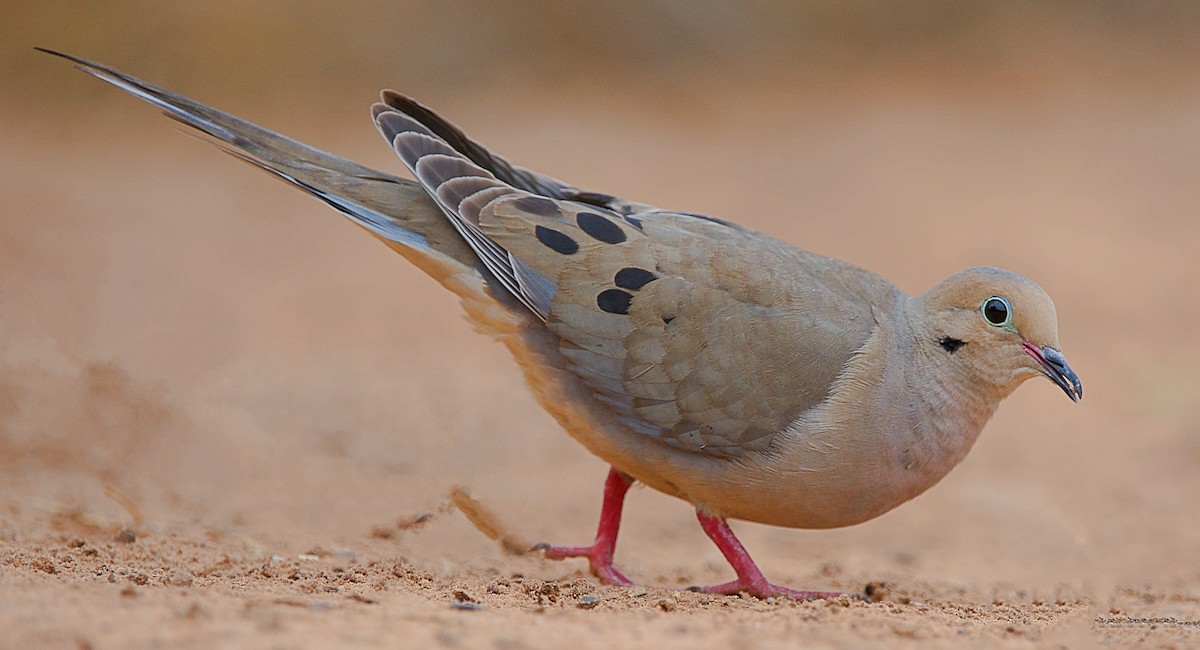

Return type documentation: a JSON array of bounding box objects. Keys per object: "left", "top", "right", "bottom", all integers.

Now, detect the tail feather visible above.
[{"left": 35, "top": 47, "right": 484, "bottom": 279}]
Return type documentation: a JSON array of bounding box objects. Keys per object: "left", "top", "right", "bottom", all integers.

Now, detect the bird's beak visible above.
[{"left": 1021, "top": 342, "right": 1082, "bottom": 402}]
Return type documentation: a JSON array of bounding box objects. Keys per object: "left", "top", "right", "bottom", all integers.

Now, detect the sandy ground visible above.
[{"left": 3, "top": 63, "right": 1200, "bottom": 648}]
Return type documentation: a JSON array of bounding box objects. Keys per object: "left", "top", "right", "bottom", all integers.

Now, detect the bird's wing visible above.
[{"left": 375, "top": 96, "right": 891, "bottom": 456}]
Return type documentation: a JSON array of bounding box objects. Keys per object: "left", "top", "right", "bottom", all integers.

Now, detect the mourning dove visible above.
[{"left": 42, "top": 49, "right": 1082, "bottom": 600}]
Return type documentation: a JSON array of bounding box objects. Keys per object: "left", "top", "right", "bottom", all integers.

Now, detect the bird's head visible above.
[{"left": 911, "top": 267, "right": 1082, "bottom": 402}]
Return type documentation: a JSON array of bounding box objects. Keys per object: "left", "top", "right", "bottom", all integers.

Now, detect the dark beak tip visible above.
[
  {"left": 1059, "top": 372, "right": 1083, "bottom": 403},
  {"left": 1035, "top": 345, "right": 1081, "bottom": 403}
]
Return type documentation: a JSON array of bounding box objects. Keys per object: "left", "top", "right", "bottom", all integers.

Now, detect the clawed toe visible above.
[
  {"left": 533, "top": 468, "right": 635, "bottom": 587},
  {"left": 690, "top": 514, "right": 869, "bottom": 602},
  {"left": 535, "top": 542, "right": 634, "bottom": 587}
]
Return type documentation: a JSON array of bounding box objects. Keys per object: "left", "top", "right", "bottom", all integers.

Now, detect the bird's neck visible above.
[
  {"left": 908, "top": 352, "right": 1000, "bottom": 472},
  {"left": 895, "top": 310, "right": 1005, "bottom": 487}
]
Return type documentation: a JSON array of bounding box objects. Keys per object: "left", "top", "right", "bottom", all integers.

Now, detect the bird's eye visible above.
[{"left": 981, "top": 296, "right": 1012, "bottom": 327}]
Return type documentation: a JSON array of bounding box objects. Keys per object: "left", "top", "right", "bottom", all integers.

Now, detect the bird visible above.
[{"left": 40, "top": 49, "right": 1082, "bottom": 601}]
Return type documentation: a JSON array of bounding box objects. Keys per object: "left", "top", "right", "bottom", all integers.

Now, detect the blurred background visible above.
[{"left": 2, "top": 0, "right": 1199, "bottom": 608}]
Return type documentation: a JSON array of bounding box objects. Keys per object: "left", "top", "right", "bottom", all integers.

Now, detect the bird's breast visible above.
[{"left": 680, "top": 325, "right": 1000, "bottom": 529}]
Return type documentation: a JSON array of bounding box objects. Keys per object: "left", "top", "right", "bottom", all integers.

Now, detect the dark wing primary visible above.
[{"left": 376, "top": 92, "right": 658, "bottom": 217}]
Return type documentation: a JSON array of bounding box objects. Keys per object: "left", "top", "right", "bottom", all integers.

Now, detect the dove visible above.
[{"left": 40, "top": 49, "right": 1082, "bottom": 600}]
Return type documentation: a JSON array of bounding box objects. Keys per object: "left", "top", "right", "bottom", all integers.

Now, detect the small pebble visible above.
[
  {"left": 578, "top": 594, "right": 600, "bottom": 609},
  {"left": 167, "top": 570, "right": 194, "bottom": 587},
  {"left": 865, "top": 581, "right": 891, "bottom": 602}
]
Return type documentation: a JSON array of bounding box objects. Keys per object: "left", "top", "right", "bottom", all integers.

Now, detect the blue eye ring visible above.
[{"left": 981, "top": 296, "right": 1012, "bottom": 327}]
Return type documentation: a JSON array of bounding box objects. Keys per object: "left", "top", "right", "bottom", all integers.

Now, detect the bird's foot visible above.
[
  {"left": 532, "top": 542, "right": 634, "bottom": 587},
  {"left": 691, "top": 512, "right": 867, "bottom": 601},
  {"left": 531, "top": 467, "right": 636, "bottom": 587},
  {"left": 688, "top": 579, "right": 866, "bottom": 601}
]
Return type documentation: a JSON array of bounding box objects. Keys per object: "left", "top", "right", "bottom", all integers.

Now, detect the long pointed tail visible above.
[{"left": 36, "top": 47, "right": 492, "bottom": 285}]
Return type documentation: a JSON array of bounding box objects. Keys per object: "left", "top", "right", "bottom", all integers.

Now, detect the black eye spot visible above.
[
  {"left": 535, "top": 225, "right": 579, "bottom": 255},
  {"left": 577, "top": 212, "right": 626, "bottom": 244},
  {"left": 939, "top": 337, "right": 965, "bottom": 354},
  {"left": 597, "top": 289, "right": 633, "bottom": 315},
  {"left": 614, "top": 267, "right": 657, "bottom": 291},
  {"left": 982, "top": 297, "right": 1010, "bottom": 326}
]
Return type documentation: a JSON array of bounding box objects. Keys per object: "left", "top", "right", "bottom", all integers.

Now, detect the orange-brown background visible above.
[{"left": 2, "top": 3, "right": 1198, "bottom": 647}]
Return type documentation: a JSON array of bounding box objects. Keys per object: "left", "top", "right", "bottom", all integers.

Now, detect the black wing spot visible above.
[
  {"left": 535, "top": 225, "right": 579, "bottom": 255},
  {"left": 577, "top": 212, "right": 627, "bottom": 244},
  {"left": 597, "top": 289, "right": 633, "bottom": 315},
  {"left": 939, "top": 337, "right": 966, "bottom": 354},
  {"left": 513, "top": 195, "right": 560, "bottom": 217},
  {"left": 624, "top": 215, "right": 645, "bottom": 231},
  {"left": 614, "top": 267, "right": 657, "bottom": 291}
]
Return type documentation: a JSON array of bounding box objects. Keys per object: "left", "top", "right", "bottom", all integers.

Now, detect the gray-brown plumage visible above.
[{"left": 42, "top": 49, "right": 1082, "bottom": 600}]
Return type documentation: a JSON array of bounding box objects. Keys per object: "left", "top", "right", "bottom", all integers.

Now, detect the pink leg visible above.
[
  {"left": 693, "top": 511, "right": 864, "bottom": 601},
  {"left": 534, "top": 467, "right": 634, "bottom": 587}
]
